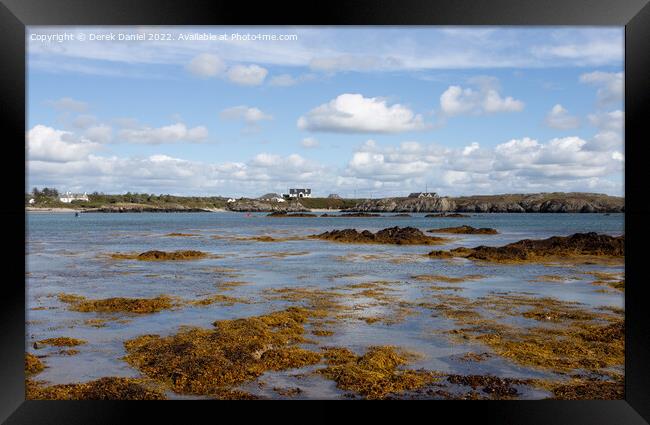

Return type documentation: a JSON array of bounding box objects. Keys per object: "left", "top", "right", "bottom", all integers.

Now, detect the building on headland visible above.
[
  {"left": 408, "top": 192, "right": 438, "bottom": 199},
  {"left": 59, "top": 192, "right": 89, "bottom": 203},
  {"left": 328, "top": 194, "right": 341, "bottom": 199},
  {"left": 284, "top": 188, "right": 312, "bottom": 199}
]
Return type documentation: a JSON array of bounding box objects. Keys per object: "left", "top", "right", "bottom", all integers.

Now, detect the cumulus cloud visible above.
[
  {"left": 439, "top": 83, "right": 524, "bottom": 117},
  {"left": 46, "top": 97, "right": 89, "bottom": 113},
  {"left": 297, "top": 93, "right": 427, "bottom": 133},
  {"left": 545, "top": 104, "right": 580, "bottom": 129},
  {"left": 300, "top": 137, "right": 320, "bottom": 148},
  {"left": 117, "top": 122, "right": 208, "bottom": 144},
  {"left": 342, "top": 135, "right": 622, "bottom": 195},
  {"left": 579, "top": 71, "right": 623, "bottom": 105},
  {"left": 27, "top": 125, "right": 100, "bottom": 162},
  {"left": 186, "top": 53, "right": 226, "bottom": 77},
  {"left": 84, "top": 124, "right": 113, "bottom": 144},
  {"left": 586, "top": 110, "right": 624, "bottom": 151},
  {"left": 220, "top": 106, "right": 272, "bottom": 123},
  {"left": 226, "top": 64, "right": 268, "bottom": 86}
]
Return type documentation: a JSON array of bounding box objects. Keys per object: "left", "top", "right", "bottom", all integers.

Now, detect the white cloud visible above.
[
  {"left": 226, "top": 64, "right": 268, "bottom": 86},
  {"left": 545, "top": 104, "right": 580, "bottom": 129},
  {"left": 439, "top": 83, "right": 524, "bottom": 117},
  {"left": 117, "top": 122, "right": 208, "bottom": 144},
  {"left": 220, "top": 106, "right": 272, "bottom": 123},
  {"left": 84, "top": 124, "right": 113, "bottom": 144},
  {"left": 47, "top": 97, "right": 89, "bottom": 112},
  {"left": 268, "top": 73, "right": 315, "bottom": 87},
  {"left": 71, "top": 114, "right": 98, "bottom": 129},
  {"left": 297, "top": 93, "right": 428, "bottom": 133},
  {"left": 309, "top": 55, "right": 402, "bottom": 72},
  {"left": 300, "top": 137, "right": 319, "bottom": 148},
  {"left": 341, "top": 135, "right": 622, "bottom": 195},
  {"left": 588, "top": 110, "right": 623, "bottom": 132},
  {"left": 586, "top": 110, "right": 624, "bottom": 151},
  {"left": 186, "top": 53, "right": 226, "bottom": 77},
  {"left": 579, "top": 71, "right": 623, "bottom": 105},
  {"left": 27, "top": 125, "right": 100, "bottom": 162}
]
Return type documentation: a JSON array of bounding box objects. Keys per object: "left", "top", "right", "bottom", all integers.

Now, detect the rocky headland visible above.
[{"left": 348, "top": 193, "right": 624, "bottom": 213}]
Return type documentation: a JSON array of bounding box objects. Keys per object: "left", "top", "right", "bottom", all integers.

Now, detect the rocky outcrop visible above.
[
  {"left": 320, "top": 213, "right": 381, "bottom": 217},
  {"left": 226, "top": 199, "right": 307, "bottom": 212},
  {"left": 349, "top": 197, "right": 456, "bottom": 213},
  {"left": 428, "top": 232, "right": 624, "bottom": 262},
  {"left": 313, "top": 226, "right": 447, "bottom": 245},
  {"left": 425, "top": 213, "right": 470, "bottom": 218},
  {"left": 452, "top": 193, "right": 624, "bottom": 213},
  {"left": 347, "top": 193, "right": 623, "bottom": 213},
  {"left": 428, "top": 225, "right": 498, "bottom": 235}
]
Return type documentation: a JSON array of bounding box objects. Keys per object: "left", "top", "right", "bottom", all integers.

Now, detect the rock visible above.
[
  {"left": 349, "top": 196, "right": 455, "bottom": 213},
  {"left": 313, "top": 226, "right": 447, "bottom": 245},
  {"left": 427, "top": 225, "right": 498, "bottom": 235},
  {"left": 429, "top": 232, "right": 624, "bottom": 262}
]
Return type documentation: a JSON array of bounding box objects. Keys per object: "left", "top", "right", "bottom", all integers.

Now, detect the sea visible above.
[{"left": 26, "top": 212, "right": 625, "bottom": 399}]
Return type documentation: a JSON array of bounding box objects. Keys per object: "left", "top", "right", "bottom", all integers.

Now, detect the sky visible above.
[{"left": 26, "top": 26, "right": 624, "bottom": 198}]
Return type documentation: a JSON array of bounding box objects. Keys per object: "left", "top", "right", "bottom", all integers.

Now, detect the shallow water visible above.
[{"left": 26, "top": 212, "right": 624, "bottom": 399}]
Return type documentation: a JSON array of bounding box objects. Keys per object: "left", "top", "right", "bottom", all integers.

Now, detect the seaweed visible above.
[
  {"left": 25, "top": 353, "right": 44, "bottom": 375},
  {"left": 318, "top": 346, "right": 436, "bottom": 399},
  {"left": 26, "top": 377, "right": 166, "bottom": 400},
  {"left": 428, "top": 225, "right": 498, "bottom": 235},
  {"left": 110, "top": 250, "right": 208, "bottom": 261},
  {"left": 313, "top": 227, "right": 447, "bottom": 245},
  {"left": 36, "top": 337, "right": 86, "bottom": 347},
  {"left": 429, "top": 233, "right": 624, "bottom": 263},
  {"left": 123, "top": 308, "right": 322, "bottom": 395},
  {"left": 59, "top": 293, "right": 175, "bottom": 314}
]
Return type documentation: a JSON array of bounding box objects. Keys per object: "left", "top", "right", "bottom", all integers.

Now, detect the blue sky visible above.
[{"left": 26, "top": 26, "right": 624, "bottom": 197}]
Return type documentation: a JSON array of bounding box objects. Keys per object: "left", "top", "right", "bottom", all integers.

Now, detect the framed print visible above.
[{"left": 1, "top": 0, "right": 649, "bottom": 423}]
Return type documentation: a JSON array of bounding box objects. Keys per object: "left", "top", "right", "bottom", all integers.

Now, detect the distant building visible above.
[
  {"left": 226, "top": 198, "right": 236, "bottom": 203},
  {"left": 284, "top": 188, "right": 312, "bottom": 198},
  {"left": 59, "top": 192, "right": 89, "bottom": 203},
  {"left": 28, "top": 198, "right": 35, "bottom": 204},
  {"left": 328, "top": 194, "right": 341, "bottom": 199},
  {"left": 408, "top": 192, "right": 438, "bottom": 199}
]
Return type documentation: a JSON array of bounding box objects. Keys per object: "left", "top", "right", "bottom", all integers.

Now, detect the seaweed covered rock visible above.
[
  {"left": 313, "top": 227, "right": 447, "bottom": 245},
  {"left": 26, "top": 377, "right": 166, "bottom": 400},
  {"left": 123, "top": 307, "right": 321, "bottom": 395},
  {"left": 59, "top": 294, "right": 175, "bottom": 314},
  {"left": 110, "top": 250, "right": 208, "bottom": 261},
  {"left": 425, "top": 213, "right": 470, "bottom": 218},
  {"left": 429, "top": 232, "right": 624, "bottom": 262},
  {"left": 428, "top": 225, "right": 498, "bottom": 235}
]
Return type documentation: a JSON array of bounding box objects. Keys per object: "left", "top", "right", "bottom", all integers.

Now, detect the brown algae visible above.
[
  {"left": 59, "top": 293, "right": 176, "bottom": 314},
  {"left": 428, "top": 225, "right": 498, "bottom": 235},
  {"left": 123, "top": 307, "right": 321, "bottom": 395},
  {"left": 110, "top": 250, "right": 208, "bottom": 261},
  {"left": 313, "top": 227, "right": 447, "bottom": 245},
  {"left": 36, "top": 337, "right": 86, "bottom": 347},
  {"left": 26, "top": 377, "right": 166, "bottom": 400},
  {"left": 318, "top": 346, "right": 436, "bottom": 399},
  {"left": 25, "top": 354, "right": 45, "bottom": 375}
]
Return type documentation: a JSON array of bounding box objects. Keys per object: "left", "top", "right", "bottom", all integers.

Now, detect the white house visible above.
[
  {"left": 28, "top": 198, "right": 35, "bottom": 204},
  {"left": 59, "top": 192, "right": 89, "bottom": 203},
  {"left": 285, "top": 188, "right": 312, "bottom": 198},
  {"left": 226, "top": 198, "right": 236, "bottom": 203}
]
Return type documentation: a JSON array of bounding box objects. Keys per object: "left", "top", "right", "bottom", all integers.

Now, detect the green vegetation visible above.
[{"left": 297, "top": 197, "right": 365, "bottom": 210}]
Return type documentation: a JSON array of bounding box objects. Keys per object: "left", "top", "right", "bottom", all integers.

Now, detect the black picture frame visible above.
[{"left": 2, "top": 0, "right": 649, "bottom": 423}]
